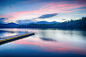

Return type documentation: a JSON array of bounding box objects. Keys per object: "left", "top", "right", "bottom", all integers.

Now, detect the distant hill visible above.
[
  {"left": 17, "top": 20, "right": 60, "bottom": 25},
  {"left": 6, "top": 23, "right": 18, "bottom": 28},
  {"left": 0, "top": 17, "right": 86, "bottom": 30},
  {"left": 18, "top": 17, "right": 86, "bottom": 30},
  {"left": 0, "top": 21, "right": 59, "bottom": 28},
  {"left": 34, "top": 21, "right": 60, "bottom": 24},
  {"left": 0, "top": 22, "right": 18, "bottom": 28},
  {"left": 17, "top": 20, "right": 34, "bottom": 25}
]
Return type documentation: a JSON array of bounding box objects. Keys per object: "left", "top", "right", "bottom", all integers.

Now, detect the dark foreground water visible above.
[{"left": 0, "top": 28, "right": 86, "bottom": 57}]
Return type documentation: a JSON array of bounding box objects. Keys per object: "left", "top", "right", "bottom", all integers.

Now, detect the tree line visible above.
[{"left": 18, "top": 17, "right": 86, "bottom": 30}]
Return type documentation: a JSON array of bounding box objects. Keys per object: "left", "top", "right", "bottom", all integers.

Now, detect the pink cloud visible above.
[
  {"left": 1, "top": 1, "right": 86, "bottom": 21},
  {"left": 10, "top": 4, "right": 85, "bottom": 15},
  {"left": 13, "top": 38, "right": 86, "bottom": 56},
  {"left": 13, "top": 2, "right": 86, "bottom": 15}
]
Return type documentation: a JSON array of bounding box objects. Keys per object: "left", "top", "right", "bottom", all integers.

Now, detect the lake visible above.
[{"left": 0, "top": 28, "right": 86, "bottom": 57}]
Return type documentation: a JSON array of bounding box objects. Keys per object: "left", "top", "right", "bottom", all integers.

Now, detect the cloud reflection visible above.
[
  {"left": 14, "top": 38, "right": 86, "bottom": 56},
  {"left": 41, "top": 38, "right": 57, "bottom": 42}
]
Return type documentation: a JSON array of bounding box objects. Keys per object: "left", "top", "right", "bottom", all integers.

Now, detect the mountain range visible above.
[
  {"left": 0, "top": 21, "right": 60, "bottom": 28},
  {"left": 17, "top": 21, "right": 60, "bottom": 25}
]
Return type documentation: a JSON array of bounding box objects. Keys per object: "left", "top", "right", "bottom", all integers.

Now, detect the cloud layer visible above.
[
  {"left": 38, "top": 13, "right": 58, "bottom": 19},
  {"left": 0, "top": 18, "right": 7, "bottom": 24},
  {"left": 0, "top": 0, "right": 86, "bottom": 22}
]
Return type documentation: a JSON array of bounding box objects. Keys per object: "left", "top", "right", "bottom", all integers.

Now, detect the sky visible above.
[{"left": 0, "top": 0, "right": 86, "bottom": 23}]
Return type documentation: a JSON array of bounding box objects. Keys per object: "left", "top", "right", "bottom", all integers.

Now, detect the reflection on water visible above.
[
  {"left": 0, "top": 28, "right": 86, "bottom": 57},
  {"left": 41, "top": 38, "right": 57, "bottom": 42}
]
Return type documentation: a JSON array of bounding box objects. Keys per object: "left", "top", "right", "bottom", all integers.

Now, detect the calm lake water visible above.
[{"left": 0, "top": 28, "right": 86, "bottom": 57}]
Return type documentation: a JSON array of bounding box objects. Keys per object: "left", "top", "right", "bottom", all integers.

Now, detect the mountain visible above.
[
  {"left": 0, "top": 22, "right": 18, "bottom": 28},
  {"left": 17, "top": 20, "right": 60, "bottom": 25},
  {"left": 0, "top": 21, "right": 60, "bottom": 28},
  {"left": 50, "top": 21, "right": 60, "bottom": 24},
  {"left": 34, "top": 21, "right": 60, "bottom": 24},
  {"left": 17, "top": 20, "right": 34, "bottom": 25},
  {"left": 35, "top": 21, "right": 50, "bottom": 24},
  {"left": 6, "top": 23, "right": 18, "bottom": 28}
]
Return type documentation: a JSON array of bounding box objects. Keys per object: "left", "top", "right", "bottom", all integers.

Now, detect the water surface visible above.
[{"left": 0, "top": 28, "right": 86, "bottom": 57}]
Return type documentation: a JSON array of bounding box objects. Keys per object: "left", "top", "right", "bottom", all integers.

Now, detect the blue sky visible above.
[{"left": 0, "top": 0, "right": 86, "bottom": 23}]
